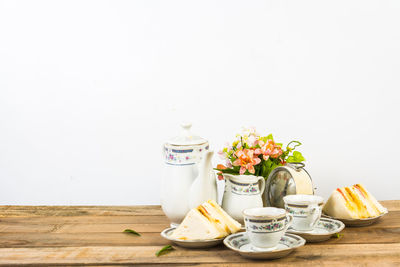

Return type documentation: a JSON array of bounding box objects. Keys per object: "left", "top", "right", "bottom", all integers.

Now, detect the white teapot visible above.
[{"left": 161, "top": 123, "right": 217, "bottom": 226}]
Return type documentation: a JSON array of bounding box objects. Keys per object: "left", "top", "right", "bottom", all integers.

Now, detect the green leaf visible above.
[
  {"left": 260, "top": 134, "right": 273, "bottom": 143},
  {"left": 333, "top": 233, "right": 343, "bottom": 238},
  {"left": 293, "top": 151, "right": 305, "bottom": 162},
  {"left": 214, "top": 168, "right": 239, "bottom": 175},
  {"left": 286, "top": 156, "right": 295, "bottom": 162},
  {"left": 123, "top": 229, "right": 141, "bottom": 236},
  {"left": 261, "top": 160, "right": 271, "bottom": 176},
  {"left": 286, "top": 151, "right": 305, "bottom": 163},
  {"left": 156, "top": 245, "right": 174, "bottom": 257},
  {"left": 286, "top": 140, "right": 302, "bottom": 151}
]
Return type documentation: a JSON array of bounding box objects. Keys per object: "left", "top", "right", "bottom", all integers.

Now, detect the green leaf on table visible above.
[
  {"left": 156, "top": 245, "right": 174, "bottom": 257},
  {"left": 123, "top": 229, "right": 141, "bottom": 236},
  {"left": 333, "top": 233, "right": 343, "bottom": 238}
]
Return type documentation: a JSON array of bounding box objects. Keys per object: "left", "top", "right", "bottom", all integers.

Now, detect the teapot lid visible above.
[{"left": 167, "top": 123, "right": 208, "bottom": 146}]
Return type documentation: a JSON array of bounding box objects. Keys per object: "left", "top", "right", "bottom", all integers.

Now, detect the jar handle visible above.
[{"left": 258, "top": 177, "right": 265, "bottom": 195}]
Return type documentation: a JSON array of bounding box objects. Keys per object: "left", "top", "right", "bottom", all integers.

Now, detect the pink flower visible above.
[
  {"left": 232, "top": 149, "right": 261, "bottom": 175},
  {"left": 270, "top": 147, "right": 283, "bottom": 158},
  {"left": 247, "top": 135, "right": 258, "bottom": 147},
  {"left": 258, "top": 140, "right": 283, "bottom": 160},
  {"left": 225, "top": 159, "right": 233, "bottom": 168},
  {"left": 218, "top": 143, "right": 233, "bottom": 159},
  {"left": 217, "top": 150, "right": 225, "bottom": 159},
  {"left": 224, "top": 142, "right": 233, "bottom": 152}
]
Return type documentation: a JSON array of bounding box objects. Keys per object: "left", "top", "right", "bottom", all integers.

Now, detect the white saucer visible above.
[
  {"left": 322, "top": 210, "right": 388, "bottom": 227},
  {"left": 241, "top": 243, "right": 282, "bottom": 252},
  {"left": 161, "top": 227, "right": 224, "bottom": 248},
  {"left": 287, "top": 217, "right": 345, "bottom": 242},
  {"left": 223, "top": 232, "right": 305, "bottom": 260}
]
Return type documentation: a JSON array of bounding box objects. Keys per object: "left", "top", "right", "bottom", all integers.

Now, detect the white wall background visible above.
[{"left": 1, "top": 0, "right": 399, "bottom": 205}]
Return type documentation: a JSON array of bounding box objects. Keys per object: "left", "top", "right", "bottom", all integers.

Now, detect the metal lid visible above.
[
  {"left": 167, "top": 123, "right": 208, "bottom": 146},
  {"left": 265, "top": 163, "right": 309, "bottom": 208}
]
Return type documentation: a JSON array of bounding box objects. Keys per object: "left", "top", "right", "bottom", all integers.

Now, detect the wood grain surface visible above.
[{"left": 0, "top": 200, "right": 399, "bottom": 266}]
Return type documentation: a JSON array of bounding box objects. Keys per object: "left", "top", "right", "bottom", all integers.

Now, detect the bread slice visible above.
[
  {"left": 354, "top": 184, "right": 387, "bottom": 214},
  {"left": 323, "top": 184, "right": 387, "bottom": 219},
  {"left": 197, "top": 203, "right": 229, "bottom": 236},
  {"left": 343, "top": 186, "right": 370, "bottom": 218},
  {"left": 323, "top": 188, "right": 359, "bottom": 219},
  {"left": 170, "top": 200, "right": 241, "bottom": 240},
  {"left": 202, "top": 200, "right": 241, "bottom": 234},
  {"left": 351, "top": 185, "right": 379, "bottom": 217},
  {"left": 170, "top": 208, "right": 223, "bottom": 240}
]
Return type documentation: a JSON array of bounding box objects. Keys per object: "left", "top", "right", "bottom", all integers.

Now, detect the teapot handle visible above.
[
  {"left": 162, "top": 143, "right": 168, "bottom": 161},
  {"left": 257, "top": 177, "right": 265, "bottom": 195}
]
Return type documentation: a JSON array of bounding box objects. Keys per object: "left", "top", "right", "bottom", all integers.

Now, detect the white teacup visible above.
[
  {"left": 243, "top": 207, "right": 293, "bottom": 250},
  {"left": 283, "top": 194, "right": 324, "bottom": 231}
]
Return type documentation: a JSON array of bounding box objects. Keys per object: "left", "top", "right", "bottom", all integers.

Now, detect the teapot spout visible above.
[{"left": 188, "top": 151, "right": 218, "bottom": 209}]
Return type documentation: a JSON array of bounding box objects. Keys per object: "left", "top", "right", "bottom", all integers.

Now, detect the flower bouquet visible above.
[{"left": 216, "top": 127, "right": 305, "bottom": 180}]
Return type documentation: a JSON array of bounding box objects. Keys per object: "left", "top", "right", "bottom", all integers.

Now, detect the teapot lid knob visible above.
[
  {"left": 167, "top": 122, "right": 208, "bottom": 146},
  {"left": 181, "top": 122, "right": 192, "bottom": 131}
]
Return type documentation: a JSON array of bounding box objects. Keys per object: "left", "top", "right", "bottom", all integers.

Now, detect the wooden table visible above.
[{"left": 0, "top": 201, "right": 399, "bottom": 266}]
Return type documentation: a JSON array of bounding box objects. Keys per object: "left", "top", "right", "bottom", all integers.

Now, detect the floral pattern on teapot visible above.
[{"left": 164, "top": 144, "right": 209, "bottom": 165}]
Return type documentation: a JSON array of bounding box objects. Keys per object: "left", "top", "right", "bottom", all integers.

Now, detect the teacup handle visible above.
[
  {"left": 257, "top": 177, "right": 265, "bottom": 195},
  {"left": 284, "top": 214, "right": 293, "bottom": 231},
  {"left": 309, "top": 203, "right": 322, "bottom": 228}
]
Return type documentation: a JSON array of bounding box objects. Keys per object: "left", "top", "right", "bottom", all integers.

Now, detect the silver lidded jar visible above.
[{"left": 265, "top": 163, "right": 315, "bottom": 208}]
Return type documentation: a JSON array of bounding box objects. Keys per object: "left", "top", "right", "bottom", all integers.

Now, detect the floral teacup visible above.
[
  {"left": 243, "top": 207, "right": 293, "bottom": 250},
  {"left": 283, "top": 194, "right": 324, "bottom": 231}
]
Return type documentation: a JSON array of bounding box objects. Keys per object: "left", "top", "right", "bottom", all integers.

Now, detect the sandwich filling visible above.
[{"left": 323, "top": 183, "right": 387, "bottom": 219}]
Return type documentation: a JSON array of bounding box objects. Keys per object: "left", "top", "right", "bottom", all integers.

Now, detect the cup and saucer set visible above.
[
  {"left": 224, "top": 207, "right": 304, "bottom": 260},
  {"left": 224, "top": 195, "right": 345, "bottom": 259},
  {"left": 283, "top": 195, "right": 345, "bottom": 242}
]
